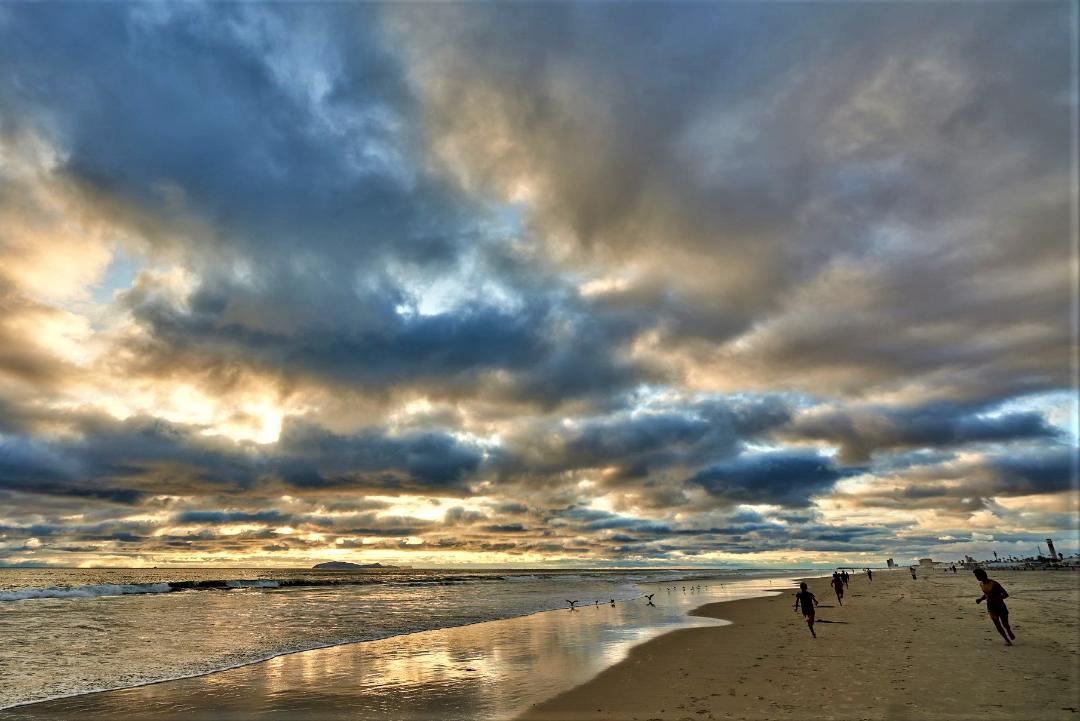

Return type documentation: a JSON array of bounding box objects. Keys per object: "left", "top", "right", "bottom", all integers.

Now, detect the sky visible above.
[{"left": 0, "top": 2, "right": 1076, "bottom": 569}]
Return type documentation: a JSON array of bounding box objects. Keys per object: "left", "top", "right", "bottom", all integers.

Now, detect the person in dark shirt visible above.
[
  {"left": 910, "top": 566, "right": 917, "bottom": 580},
  {"left": 866, "top": 568, "right": 873, "bottom": 582},
  {"left": 841, "top": 570, "right": 849, "bottom": 587},
  {"left": 974, "top": 568, "right": 1015, "bottom": 645},
  {"left": 830, "top": 573, "right": 844, "bottom": 606},
  {"left": 793, "top": 582, "right": 819, "bottom": 638}
]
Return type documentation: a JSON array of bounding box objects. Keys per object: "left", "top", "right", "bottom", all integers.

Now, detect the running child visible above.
[
  {"left": 793, "top": 582, "right": 819, "bottom": 638},
  {"left": 974, "top": 568, "right": 1016, "bottom": 645},
  {"left": 830, "top": 572, "right": 844, "bottom": 606}
]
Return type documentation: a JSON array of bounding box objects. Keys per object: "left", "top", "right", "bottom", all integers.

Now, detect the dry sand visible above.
[{"left": 518, "top": 569, "right": 1080, "bottom": 721}]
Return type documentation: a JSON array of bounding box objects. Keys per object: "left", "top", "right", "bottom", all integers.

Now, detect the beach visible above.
[
  {"left": 2, "top": 3, "right": 1074, "bottom": 719},
  {"left": 0, "top": 573, "right": 785, "bottom": 720},
  {"left": 520, "top": 569, "right": 1080, "bottom": 721},
  {"left": 2, "top": 568, "right": 1076, "bottom": 721}
]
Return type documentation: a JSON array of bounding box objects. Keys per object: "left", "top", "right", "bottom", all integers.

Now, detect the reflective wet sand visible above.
[
  {"left": 0, "top": 577, "right": 795, "bottom": 721},
  {"left": 0, "top": 567, "right": 686, "bottom": 708},
  {"left": 519, "top": 570, "right": 1080, "bottom": 721}
]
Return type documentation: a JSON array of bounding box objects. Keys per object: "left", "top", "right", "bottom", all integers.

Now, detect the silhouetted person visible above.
[
  {"left": 866, "top": 568, "right": 873, "bottom": 582},
  {"left": 951, "top": 565, "right": 957, "bottom": 574},
  {"left": 974, "top": 569, "right": 1015, "bottom": 645},
  {"left": 830, "top": 573, "right": 844, "bottom": 606},
  {"left": 793, "top": 582, "right": 819, "bottom": 638},
  {"left": 910, "top": 567, "right": 917, "bottom": 580}
]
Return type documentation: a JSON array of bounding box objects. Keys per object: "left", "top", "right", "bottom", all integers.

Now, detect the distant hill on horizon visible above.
[{"left": 311, "top": 561, "right": 404, "bottom": 571}]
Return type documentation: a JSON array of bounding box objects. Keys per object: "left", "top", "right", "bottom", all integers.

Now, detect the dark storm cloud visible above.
[
  {"left": 563, "top": 397, "right": 791, "bottom": 479},
  {"left": 835, "top": 446, "right": 1076, "bottom": 514},
  {"left": 274, "top": 421, "right": 482, "bottom": 492},
  {"left": 987, "top": 450, "right": 1074, "bottom": 496},
  {"left": 493, "top": 395, "right": 791, "bottom": 484},
  {"left": 687, "top": 451, "right": 851, "bottom": 508},
  {"left": 480, "top": 523, "right": 525, "bottom": 534},
  {"left": 174, "top": 510, "right": 287, "bottom": 525},
  {"left": 0, "top": 429, "right": 152, "bottom": 505},
  {"left": 0, "top": 410, "right": 487, "bottom": 512},
  {"left": 0, "top": 519, "right": 155, "bottom": 542},
  {"left": 531, "top": 516, "right": 905, "bottom": 558},
  {"left": 122, "top": 270, "right": 651, "bottom": 407},
  {"left": 789, "top": 401, "right": 1063, "bottom": 462}
]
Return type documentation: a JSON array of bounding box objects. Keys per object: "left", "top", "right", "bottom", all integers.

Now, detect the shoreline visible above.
[
  {"left": 0, "top": 574, "right": 797, "bottom": 720},
  {"left": 0, "top": 592, "right": 661, "bottom": 713},
  {"left": 517, "top": 568, "right": 1080, "bottom": 721},
  {"left": 0, "top": 567, "right": 817, "bottom": 711},
  {"left": 5, "top": 569, "right": 1073, "bottom": 721}
]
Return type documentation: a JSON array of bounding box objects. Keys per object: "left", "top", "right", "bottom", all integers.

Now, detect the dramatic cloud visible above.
[
  {"left": 787, "top": 400, "right": 1063, "bottom": 463},
  {"left": 687, "top": 451, "right": 851, "bottom": 508},
  {"left": 0, "top": 2, "right": 1074, "bottom": 568}
]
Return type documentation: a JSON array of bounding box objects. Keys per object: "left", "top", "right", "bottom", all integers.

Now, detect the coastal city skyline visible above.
[{"left": 0, "top": 2, "right": 1076, "bottom": 569}]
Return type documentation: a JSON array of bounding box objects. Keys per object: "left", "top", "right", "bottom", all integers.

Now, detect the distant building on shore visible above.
[{"left": 964, "top": 538, "right": 1076, "bottom": 571}]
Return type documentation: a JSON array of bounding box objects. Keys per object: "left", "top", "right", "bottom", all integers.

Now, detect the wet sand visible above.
[
  {"left": 5, "top": 570, "right": 1074, "bottom": 721},
  {"left": 518, "top": 569, "right": 1080, "bottom": 721},
  {"left": 0, "top": 577, "right": 790, "bottom": 721}
]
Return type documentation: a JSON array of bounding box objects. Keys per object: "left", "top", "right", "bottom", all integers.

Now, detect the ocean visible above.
[{"left": 0, "top": 567, "right": 807, "bottom": 712}]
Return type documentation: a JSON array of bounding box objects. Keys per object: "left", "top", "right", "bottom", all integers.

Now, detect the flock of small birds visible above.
[{"left": 566, "top": 584, "right": 723, "bottom": 610}]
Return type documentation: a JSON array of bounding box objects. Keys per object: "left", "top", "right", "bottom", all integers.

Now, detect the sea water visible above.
[{"left": 0, "top": 567, "right": 804, "bottom": 710}]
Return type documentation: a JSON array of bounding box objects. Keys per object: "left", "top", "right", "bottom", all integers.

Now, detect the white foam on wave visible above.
[
  {"left": 0, "top": 583, "right": 173, "bottom": 602},
  {"left": 224, "top": 580, "right": 280, "bottom": 588}
]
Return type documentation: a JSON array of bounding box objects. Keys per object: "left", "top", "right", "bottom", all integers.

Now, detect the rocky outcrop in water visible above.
[{"left": 311, "top": 561, "right": 401, "bottom": 570}]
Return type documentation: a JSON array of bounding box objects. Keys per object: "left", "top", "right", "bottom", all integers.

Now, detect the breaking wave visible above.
[{"left": 0, "top": 574, "right": 514, "bottom": 602}]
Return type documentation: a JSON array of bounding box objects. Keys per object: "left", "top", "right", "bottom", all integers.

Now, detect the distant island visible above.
[{"left": 311, "top": 561, "right": 404, "bottom": 570}]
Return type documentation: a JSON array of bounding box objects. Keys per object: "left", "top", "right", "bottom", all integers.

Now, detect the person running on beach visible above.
[
  {"left": 974, "top": 568, "right": 1016, "bottom": 645},
  {"left": 841, "top": 570, "right": 849, "bottom": 587},
  {"left": 910, "top": 566, "right": 917, "bottom": 580},
  {"left": 830, "top": 573, "right": 844, "bottom": 606},
  {"left": 866, "top": 568, "right": 873, "bottom": 582},
  {"left": 793, "top": 582, "right": 819, "bottom": 638}
]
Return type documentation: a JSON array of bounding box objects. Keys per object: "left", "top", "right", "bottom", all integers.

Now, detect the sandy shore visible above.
[
  {"left": 0, "top": 576, "right": 778, "bottom": 721},
  {"left": 3, "top": 570, "right": 1074, "bottom": 721},
  {"left": 519, "top": 569, "right": 1080, "bottom": 721}
]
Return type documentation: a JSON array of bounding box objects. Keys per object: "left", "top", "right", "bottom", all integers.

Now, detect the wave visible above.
[
  {"left": 0, "top": 583, "right": 173, "bottom": 601},
  {"left": 0, "top": 569, "right": 777, "bottom": 603},
  {"left": 0, "top": 574, "right": 518, "bottom": 602}
]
